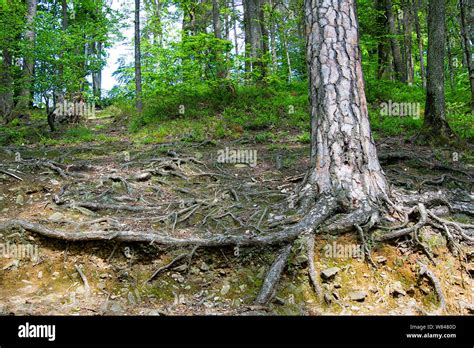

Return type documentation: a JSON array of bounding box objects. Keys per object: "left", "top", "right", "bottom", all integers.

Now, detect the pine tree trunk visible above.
[{"left": 304, "top": 0, "right": 389, "bottom": 207}]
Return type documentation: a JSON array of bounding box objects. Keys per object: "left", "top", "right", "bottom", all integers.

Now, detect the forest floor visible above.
[{"left": 0, "top": 112, "right": 473, "bottom": 316}]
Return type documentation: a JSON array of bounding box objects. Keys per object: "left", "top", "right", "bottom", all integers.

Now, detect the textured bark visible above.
[
  {"left": 460, "top": 0, "right": 474, "bottom": 114},
  {"left": 384, "top": 0, "right": 404, "bottom": 81},
  {"left": 423, "top": 0, "right": 454, "bottom": 140},
  {"left": 16, "top": 0, "right": 37, "bottom": 112},
  {"left": 304, "top": 0, "right": 389, "bottom": 207},
  {"left": 0, "top": 48, "right": 14, "bottom": 121},
  {"left": 254, "top": 244, "right": 292, "bottom": 305},
  {"left": 135, "top": 0, "right": 143, "bottom": 113}
]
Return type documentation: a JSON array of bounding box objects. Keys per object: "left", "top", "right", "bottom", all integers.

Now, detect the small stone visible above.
[
  {"left": 48, "top": 212, "right": 64, "bottom": 222},
  {"left": 134, "top": 172, "right": 152, "bottom": 182},
  {"left": 466, "top": 304, "right": 474, "bottom": 314},
  {"left": 220, "top": 282, "right": 231, "bottom": 295},
  {"left": 375, "top": 256, "right": 387, "bottom": 264},
  {"left": 128, "top": 292, "right": 136, "bottom": 305},
  {"left": 99, "top": 273, "right": 110, "bottom": 279},
  {"left": 109, "top": 302, "right": 124, "bottom": 314},
  {"left": 419, "top": 284, "right": 431, "bottom": 295},
  {"left": 37, "top": 271, "right": 43, "bottom": 279},
  {"left": 52, "top": 271, "right": 60, "bottom": 278},
  {"left": 390, "top": 281, "right": 406, "bottom": 297},
  {"left": 97, "top": 281, "right": 106, "bottom": 290},
  {"left": 351, "top": 305, "right": 360, "bottom": 311},
  {"left": 295, "top": 255, "right": 308, "bottom": 266},
  {"left": 348, "top": 290, "right": 367, "bottom": 302},
  {"left": 199, "top": 262, "right": 210, "bottom": 271},
  {"left": 171, "top": 273, "right": 184, "bottom": 283},
  {"left": 321, "top": 267, "right": 340, "bottom": 280},
  {"left": 16, "top": 194, "right": 24, "bottom": 205},
  {"left": 273, "top": 297, "right": 285, "bottom": 305},
  {"left": 324, "top": 293, "right": 332, "bottom": 304},
  {"left": 173, "top": 264, "right": 188, "bottom": 272}
]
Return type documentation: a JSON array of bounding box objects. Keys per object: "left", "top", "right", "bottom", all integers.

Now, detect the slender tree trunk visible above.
[
  {"left": 269, "top": 0, "right": 278, "bottom": 72},
  {"left": 460, "top": 0, "right": 474, "bottom": 114},
  {"left": 446, "top": 26, "right": 455, "bottom": 90},
  {"left": 16, "top": 0, "right": 37, "bottom": 112},
  {"left": 414, "top": 0, "right": 426, "bottom": 88},
  {"left": 402, "top": 0, "right": 414, "bottom": 85},
  {"left": 385, "top": 0, "right": 404, "bottom": 81},
  {"left": 152, "top": 0, "right": 162, "bottom": 46},
  {"left": 423, "top": 0, "right": 455, "bottom": 141},
  {"left": 243, "top": 0, "right": 266, "bottom": 80},
  {"left": 212, "top": 0, "right": 226, "bottom": 80},
  {"left": 376, "top": 0, "right": 389, "bottom": 79},
  {"left": 135, "top": 0, "right": 143, "bottom": 113},
  {"left": 92, "top": 42, "right": 102, "bottom": 102},
  {"left": 0, "top": 48, "right": 14, "bottom": 122},
  {"left": 232, "top": 0, "right": 239, "bottom": 58},
  {"left": 303, "top": 0, "right": 389, "bottom": 207}
]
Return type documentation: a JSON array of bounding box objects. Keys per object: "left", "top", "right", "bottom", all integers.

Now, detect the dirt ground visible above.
[{"left": 0, "top": 115, "right": 473, "bottom": 315}]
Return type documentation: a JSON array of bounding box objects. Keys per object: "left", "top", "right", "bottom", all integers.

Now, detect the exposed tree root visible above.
[
  {"left": 74, "top": 264, "right": 91, "bottom": 298},
  {"left": 418, "top": 261, "right": 446, "bottom": 314},
  {"left": 0, "top": 195, "right": 339, "bottom": 247},
  {"left": 306, "top": 234, "right": 323, "bottom": 299},
  {"left": 147, "top": 252, "right": 190, "bottom": 283},
  {"left": 254, "top": 244, "right": 292, "bottom": 305},
  {"left": 375, "top": 203, "right": 428, "bottom": 242},
  {"left": 2, "top": 148, "right": 472, "bottom": 307}
]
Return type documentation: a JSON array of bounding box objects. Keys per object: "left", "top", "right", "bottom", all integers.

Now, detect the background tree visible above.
[
  {"left": 422, "top": 0, "right": 456, "bottom": 142},
  {"left": 135, "top": 0, "right": 143, "bottom": 113}
]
